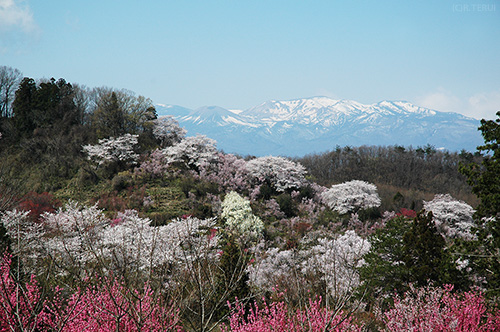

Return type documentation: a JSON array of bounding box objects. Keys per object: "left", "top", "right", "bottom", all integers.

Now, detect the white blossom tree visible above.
[
  {"left": 301, "top": 230, "right": 371, "bottom": 298},
  {"left": 247, "top": 230, "right": 370, "bottom": 305},
  {"left": 152, "top": 116, "right": 187, "bottom": 147},
  {"left": 246, "top": 156, "right": 307, "bottom": 192},
  {"left": 321, "top": 180, "right": 381, "bottom": 214},
  {"left": 221, "top": 191, "right": 263, "bottom": 238},
  {"left": 41, "top": 201, "right": 109, "bottom": 276},
  {"left": 162, "top": 134, "right": 218, "bottom": 170},
  {"left": 82, "top": 133, "right": 139, "bottom": 166},
  {"left": 423, "top": 194, "right": 476, "bottom": 240},
  {"left": 246, "top": 247, "right": 299, "bottom": 292}
]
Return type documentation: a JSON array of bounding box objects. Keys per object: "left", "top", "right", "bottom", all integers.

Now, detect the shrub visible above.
[
  {"left": 382, "top": 284, "right": 500, "bottom": 332},
  {"left": 221, "top": 191, "right": 263, "bottom": 239},
  {"left": 222, "top": 297, "right": 361, "bottom": 332},
  {"left": 18, "top": 191, "right": 60, "bottom": 222}
]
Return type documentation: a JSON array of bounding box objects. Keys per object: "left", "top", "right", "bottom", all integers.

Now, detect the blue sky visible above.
[{"left": 1, "top": 0, "right": 499, "bottom": 119}]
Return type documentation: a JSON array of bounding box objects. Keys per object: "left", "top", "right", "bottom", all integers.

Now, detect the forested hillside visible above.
[
  {"left": 0, "top": 67, "right": 499, "bottom": 331},
  {"left": 297, "top": 145, "right": 480, "bottom": 211}
]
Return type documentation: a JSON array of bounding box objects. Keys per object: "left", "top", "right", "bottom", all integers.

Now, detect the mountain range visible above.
[{"left": 155, "top": 97, "right": 482, "bottom": 157}]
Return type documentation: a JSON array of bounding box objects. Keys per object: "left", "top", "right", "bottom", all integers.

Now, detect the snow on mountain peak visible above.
[{"left": 154, "top": 96, "right": 481, "bottom": 156}]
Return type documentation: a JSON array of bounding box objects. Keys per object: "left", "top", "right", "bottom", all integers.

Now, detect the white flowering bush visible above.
[
  {"left": 82, "top": 133, "right": 139, "bottom": 166},
  {"left": 321, "top": 180, "right": 381, "bottom": 214},
  {"left": 162, "top": 134, "right": 218, "bottom": 170},
  {"left": 423, "top": 194, "right": 476, "bottom": 240},
  {"left": 302, "top": 230, "right": 371, "bottom": 297},
  {"left": 152, "top": 116, "right": 187, "bottom": 147},
  {"left": 221, "top": 191, "right": 263, "bottom": 238},
  {"left": 246, "top": 156, "right": 307, "bottom": 192}
]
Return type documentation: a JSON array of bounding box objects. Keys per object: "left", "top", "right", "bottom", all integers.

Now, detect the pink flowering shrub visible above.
[
  {"left": 60, "top": 277, "right": 183, "bottom": 332},
  {"left": 0, "top": 254, "right": 55, "bottom": 331},
  {"left": 0, "top": 253, "right": 182, "bottom": 331},
  {"left": 383, "top": 284, "right": 500, "bottom": 332},
  {"left": 222, "top": 297, "right": 361, "bottom": 332}
]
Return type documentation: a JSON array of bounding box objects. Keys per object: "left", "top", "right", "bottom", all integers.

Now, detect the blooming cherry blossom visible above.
[
  {"left": 162, "top": 134, "right": 218, "bottom": 170},
  {"left": 302, "top": 230, "right": 371, "bottom": 297},
  {"left": 82, "top": 133, "right": 139, "bottom": 166},
  {"left": 246, "top": 156, "right": 307, "bottom": 192},
  {"left": 246, "top": 247, "right": 299, "bottom": 292},
  {"left": 321, "top": 180, "right": 381, "bottom": 214},
  {"left": 423, "top": 194, "right": 476, "bottom": 240},
  {"left": 152, "top": 115, "right": 187, "bottom": 147},
  {"left": 196, "top": 152, "right": 250, "bottom": 192}
]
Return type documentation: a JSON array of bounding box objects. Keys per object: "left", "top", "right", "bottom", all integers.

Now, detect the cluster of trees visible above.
[
  {"left": 0, "top": 66, "right": 156, "bottom": 193},
  {"left": 0, "top": 66, "right": 499, "bottom": 331},
  {"left": 297, "top": 144, "right": 480, "bottom": 211}
]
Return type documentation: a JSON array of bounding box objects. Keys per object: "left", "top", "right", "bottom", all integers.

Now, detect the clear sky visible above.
[{"left": 1, "top": 0, "right": 499, "bottom": 119}]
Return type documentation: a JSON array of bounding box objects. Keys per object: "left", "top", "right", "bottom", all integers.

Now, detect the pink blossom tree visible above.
[
  {"left": 382, "top": 284, "right": 500, "bottom": 332},
  {"left": 197, "top": 152, "right": 250, "bottom": 192},
  {"left": 0, "top": 254, "right": 54, "bottom": 331},
  {"left": 0, "top": 252, "right": 183, "bottom": 332},
  {"left": 58, "top": 277, "right": 183, "bottom": 332},
  {"left": 222, "top": 297, "right": 361, "bottom": 332}
]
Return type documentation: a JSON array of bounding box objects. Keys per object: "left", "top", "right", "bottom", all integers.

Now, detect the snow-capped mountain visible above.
[{"left": 156, "top": 97, "right": 482, "bottom": 157}]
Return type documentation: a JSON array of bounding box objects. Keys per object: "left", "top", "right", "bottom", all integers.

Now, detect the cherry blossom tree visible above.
[
  {"left": 246, "top": 156, "right": 307, "bottom": 192},
  {"left": 135, "top": 148, "right": 170, "bottom": 177},
  {"left": 41, "top": 201, "right": 108, "bottom": 278},
  {"left": 197, "top": 152, "right": 250, "bottom": 192},
  {"left": 321, "top": 180, "right": 381, "bottom": 214},
  {"left": 423, "top": 194, "right": 476, "bottom": 240},
  {"left": 152, "top": 116, "right": 187, "bottom": 147},
  {"left": 162, "top": 134, "right": 218, "bottom": 170},
  {"left": 302, "top": 230, "right": 371, "bottom": 299},
  {"left": 246, "top": 247, "right": 300, "bottom": 294},
  {"left": 82, "top": 133, "right": 139, "bottom": 166},
  {"left": 2, "top": 200, "right": 221, "bottom": 288},
  {"left": 248, "top": 231, "right": 370, "bottom": 306}
]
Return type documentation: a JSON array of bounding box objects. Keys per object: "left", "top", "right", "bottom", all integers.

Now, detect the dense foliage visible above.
[{"left": 0, "top": 67, "right": 498, "bottom": 331}]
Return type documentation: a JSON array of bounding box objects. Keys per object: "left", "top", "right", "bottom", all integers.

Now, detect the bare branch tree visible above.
[{"left": 0, "top": 66, "right": 22, "bottom": 118}]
